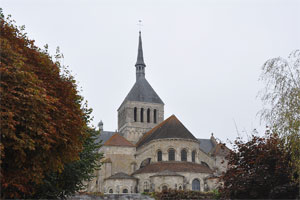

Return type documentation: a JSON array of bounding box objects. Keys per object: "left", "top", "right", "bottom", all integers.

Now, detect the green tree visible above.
[
  {"left": 259, "top": 50, "right": 300, "bottom": 183},
  {"left": 0, "top": 10, "right": 89, "bottom": 198},
  {"left": 32, "top": 128, "right": 103, "bottom": 199}
]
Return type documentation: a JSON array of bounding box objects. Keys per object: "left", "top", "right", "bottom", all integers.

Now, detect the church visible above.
[{"left": 87, "top": 31, "right": 229, "bottom": 194}]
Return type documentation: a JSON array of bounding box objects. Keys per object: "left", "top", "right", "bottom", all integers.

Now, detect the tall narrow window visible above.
[
  {"left": 181, "top": 149, "right": 187, "bottom": 161},
  {"left": 134, "top": 107, "right": 137, "bottom": 122},
  {"left": 144, "top": 182, "right": 149, "bottom": 192},
  {"left": 140, "top": 108, "right": 144, "bottom": 122},
  {"left": 168, "top": 149, "right": 175, "bottom": 161},
  {"left": 157, "top": 150, "right": 162, "bottom": 161},
  {"left": 192, "top": 179, "right": 200, "bottom": 191},
  {"left": 147, "top": 108, "right": 150, "bottom": 123},
  {"left": 154, "top": 109, "right": 157, "bottom": 123},
  {"left": 192, "top": 150, "right": 196, "bottom": 162}
]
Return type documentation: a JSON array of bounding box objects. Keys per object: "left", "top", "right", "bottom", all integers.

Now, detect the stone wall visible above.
[
  {"left": 133, "top": 171, "right": 212, "bottom": 192},
  {"left": 135, "top": 138, "right": 215, "bottom": 168},
  {"left": 104, "top": 179, "right": 137, "bottom": 194}
]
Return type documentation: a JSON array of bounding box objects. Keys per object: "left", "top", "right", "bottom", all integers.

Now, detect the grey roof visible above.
[
  {"left": 137, "top": 115, "right": 198, "bottom": 148},
  {"left": 198, "top": 138, "right": 216, "bottom": 154},
  {"left": 106, "top": 172, "right": 137, "bottom": 180},
  {"left": 95, "top": 131, "right": 115, "bottom": 144},
  {"left": 135, "top": 31, "right": 146, "bottom": 66},
  {"left": 119, "top": 77, "right": 164, "bottom": 110}
]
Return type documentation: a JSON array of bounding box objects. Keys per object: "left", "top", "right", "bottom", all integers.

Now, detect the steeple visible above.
[{"left": 135, "top": 31, "right": 146, "bottom": 80}]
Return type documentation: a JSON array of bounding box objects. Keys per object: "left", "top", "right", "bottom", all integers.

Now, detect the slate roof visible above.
[
  {"left": 103, "top": 133, "right": 135, "bottom": 147},
  {"left": 106, "top": 172, "right": 137, "bottom": 180},
  {"left": 95, "top": 131, "right": 115, "bottom": 144},
  {"left": 118, "top": 77, "right": 164, "bottom": 110},
  {"left": 135, "top": 31, "right": 146, "bottom": 66},
  {"left": 133, "top": 161, "right": 213, "bottom": 175},
  {"left": 198, "top": 139, "right": 216, "bottom": 154},
  {"left": 137, "top": 115, "right": 198, "bottom": 148}
]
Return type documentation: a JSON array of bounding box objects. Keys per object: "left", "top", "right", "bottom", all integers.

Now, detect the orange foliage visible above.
[{"left": 0, "top": 12, "right": 86, "bottom": 198}]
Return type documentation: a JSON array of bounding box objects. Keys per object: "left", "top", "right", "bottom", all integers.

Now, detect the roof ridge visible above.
[
  {"left": 137, "top": 115, "right": 197, "bottom": 148},
  {"left": 136, "top": 115, "right": 175, "bottom": 146},
  {"left": 104, "top": 133, "right": 135, "bottom": 147}
]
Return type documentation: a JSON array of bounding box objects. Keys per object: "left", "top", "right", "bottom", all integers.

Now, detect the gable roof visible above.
[
  {"left": 133, "top": 161, "right": 213, "bottom": 175},
  {"left": 103, "top": 133, "right": 135, "bottom": 147},
  {"left": 118, "top": 77, "right": 164, "bottom": 110},
  {"left": 137, "top": 115, "right": 198, "bottom": 148}
]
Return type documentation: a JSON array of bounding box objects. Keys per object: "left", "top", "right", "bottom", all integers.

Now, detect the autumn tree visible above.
[
  {"left": 32, "top": 128, "right": 103, "bottom": 199},
  {"left": 259, "top": 50, "right": 300, "bottom": 183},
  {"left": 0, "top": 10, "right": 90, "bottom": 198},
  {"left": 220, "top": 133, "right": 299, "bottom": 199}
]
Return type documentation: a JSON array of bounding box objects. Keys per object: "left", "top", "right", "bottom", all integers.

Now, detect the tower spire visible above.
[{"left": 135, "top": 31, "right": 146, "bottom": 80}]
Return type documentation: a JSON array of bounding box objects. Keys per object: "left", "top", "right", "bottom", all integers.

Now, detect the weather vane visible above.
[{"left": 137, "top": 20, "right": 143, "bottom": 32}]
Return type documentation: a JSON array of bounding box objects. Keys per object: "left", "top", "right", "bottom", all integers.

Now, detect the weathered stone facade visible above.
[{"left": 86, "top": 31, "right": 229, "bottom": 194}]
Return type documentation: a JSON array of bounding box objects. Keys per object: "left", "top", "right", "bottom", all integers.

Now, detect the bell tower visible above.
[{"left": 117, "top": 31, "right": 164, "bottom": 144}]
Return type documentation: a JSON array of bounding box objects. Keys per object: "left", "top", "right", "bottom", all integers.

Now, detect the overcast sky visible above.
[{"left": 2, "top": 0, "right": 300, "bottom": 144}]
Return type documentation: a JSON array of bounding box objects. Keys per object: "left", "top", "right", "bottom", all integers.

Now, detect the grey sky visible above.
[{"left": 2, "top": 0, "right": 299, "bottom": 144}]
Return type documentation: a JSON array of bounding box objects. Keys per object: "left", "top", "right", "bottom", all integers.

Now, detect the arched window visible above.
[
  {"left": 144, "top": 181, "right": 149, "bottom": 192},
  {"left": 123, "top": 188, "right": 128, "bottom": 193},
  {"left": 157, "top": 150, "right": 162, "bottom": 161},
  {"left": 181, "top": 149, "right": 187, "bottom": 161},
  {"left": 192, "top": 179, "right": 200, "bottom": 191},
  {"left": 147, "top": 108, "right": 150, "bottom": 123},
  {"left": 134, "top": 107, "right": 137, "bottom": 122},
  {"left": 140, "top": 108, "right": 144, "bottom": 122},
  {"left": 168, "top": 149, "right": 175, "bottom": 161},
  {"left": 153, "top": 109, "right": 157, "bottom": 123},
  {"left": 192, "top": 150, "right": 196, "bottom": 162},
  {"left": 109, "top": 189, "right": 113, "bottom": 193},
  {"left": 162, "top": 185, "right": 168, "bottom": 191},
  {"left": 179, "top": 186, "right": 182, "bottom": 190}
]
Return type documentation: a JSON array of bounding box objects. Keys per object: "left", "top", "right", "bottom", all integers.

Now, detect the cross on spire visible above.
[{"left": 137, "top": 20, "right": 143, "bottom": 32}]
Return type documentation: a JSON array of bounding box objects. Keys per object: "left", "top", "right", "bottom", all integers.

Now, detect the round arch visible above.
[
  {"left": 192, "top": 179, "right": 200, "bottom": 191},
  {"left": 157, "top": 149, "right": 162, "bottom": 161},
  {"left": 168, "top": 148, "right": 176, "bottom": 161}
]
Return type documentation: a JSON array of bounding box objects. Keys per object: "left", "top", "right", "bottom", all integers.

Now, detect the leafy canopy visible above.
[
  {"left": 220, "top": 133, "right": 298, "bottom": 199},
  {"left": 0, "top": 10, "right": 88, "bottom": 198},
  {"left": 259, "top": 50, "right": 300, "bottom": 182}
]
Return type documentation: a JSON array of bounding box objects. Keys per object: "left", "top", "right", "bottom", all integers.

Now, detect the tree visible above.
[
  {"left": 32, "top": 128, "right": 103, "bottom": 199},
  {"left": 0, "top": 10, "right": 88, "bottom": 198},
  {"left": 220, "top": 133, "right": 299, "bottom": 199},
  {"left": 259, "top": 50, "right": 300, "bottom": 183}
]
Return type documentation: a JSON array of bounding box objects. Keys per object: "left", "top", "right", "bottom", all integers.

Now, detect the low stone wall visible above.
[{"left": 68, "top": 194, "right": 154, "bottom": 200}]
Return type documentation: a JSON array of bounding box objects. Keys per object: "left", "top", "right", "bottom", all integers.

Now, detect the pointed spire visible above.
[{"left": 135, "top": 31, "right": 146, "bottom": 67}]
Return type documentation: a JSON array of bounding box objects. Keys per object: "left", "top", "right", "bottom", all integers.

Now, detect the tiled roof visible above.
[
  {"left": 103, "top": 133, "right": 135, "bottom": 147},
  {"left": 150, "top": 170, "right": 184, "bottom": 177},
  {"left": 106, "top": 172, "right": 137, "bottom": 180},
  {"left": 118, "top": 77, "right": 164, "bottom": 110},
  {"left": 133, "top": 161, "right": 213, "bottom": 175},
  {"left": 137, "top": 115, "right": 198, "bottom": 148}
]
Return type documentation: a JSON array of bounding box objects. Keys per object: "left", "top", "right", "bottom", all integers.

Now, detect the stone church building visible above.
[{"left": 87, "top": 32, "right": 229, "bottom": 194}]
